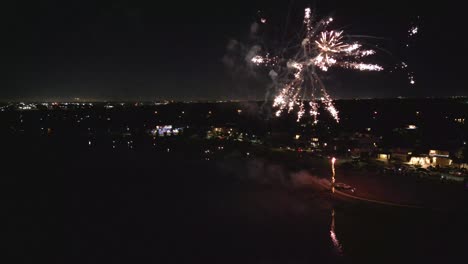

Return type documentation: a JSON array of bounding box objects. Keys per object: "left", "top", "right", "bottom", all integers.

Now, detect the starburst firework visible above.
[{"left": 252, "top": 8, "right": 383, "bottom": 123}]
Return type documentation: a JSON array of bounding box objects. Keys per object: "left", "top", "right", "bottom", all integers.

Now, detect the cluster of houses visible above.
[
  {"left": 377, "top": 148, "right": 467, "bottom": 169},
  {"left": 285, "top": 126, "right": 467, "bottom": 170}
]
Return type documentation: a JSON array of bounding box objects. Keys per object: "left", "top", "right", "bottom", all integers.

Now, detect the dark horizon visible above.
[{"left": 2, "top": 95, "right": 468, "bottom": 104}]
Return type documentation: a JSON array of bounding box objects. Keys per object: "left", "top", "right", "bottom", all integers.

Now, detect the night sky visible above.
[{"left": 2, "top": 0, "right": 467, "bottom": 101}]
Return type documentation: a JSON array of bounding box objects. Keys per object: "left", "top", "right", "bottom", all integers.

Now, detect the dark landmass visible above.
[{"left": 3, "top": 98, "right": 467, "bottom": 263}]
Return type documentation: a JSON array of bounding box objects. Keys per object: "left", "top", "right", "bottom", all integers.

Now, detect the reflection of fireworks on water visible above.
[
  {"left": 252, "top": 8, "right": 382, "bottom": 123},
  {"left": 330, "top": 209, "right": 343, "bottom": 254}
]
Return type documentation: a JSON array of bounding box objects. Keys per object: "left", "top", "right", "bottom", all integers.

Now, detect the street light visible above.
[{"left": 331, "top": 157, "right": 336, "bottom": 193}]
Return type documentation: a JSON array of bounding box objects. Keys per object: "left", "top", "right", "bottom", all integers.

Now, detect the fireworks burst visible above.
[
  {"left": 252, "top": 8, "right": 382, "bottom": 123},
  {"left": 408, "top": 26, "right": 418, "bottom": 37}
]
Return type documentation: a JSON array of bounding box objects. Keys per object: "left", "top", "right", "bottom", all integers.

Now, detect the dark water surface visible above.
[{"left": 5, "top": 149, "right": 467, "bottom": 264}]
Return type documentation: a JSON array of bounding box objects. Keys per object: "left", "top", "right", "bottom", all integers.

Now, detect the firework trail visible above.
[
  {"left": 251, "top": 8, "right": 382, "bottom": 123},
  {"left": 405, "top": 17, "right": 419, "bottom": 85},
  {"left": 392, "top": 16, "right": 419, "bottom": 85}
]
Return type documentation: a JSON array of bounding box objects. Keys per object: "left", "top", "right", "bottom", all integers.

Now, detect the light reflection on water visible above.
[{"left": 330, "top": 209, "right": 343, "bottom": 255}]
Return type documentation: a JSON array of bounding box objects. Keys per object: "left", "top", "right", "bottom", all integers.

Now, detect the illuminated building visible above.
[
  {"left": 454, "top": 118, "right": 465, "bottom": 124},
  {"left": 408, "top": 156, "right": 431, "bottom": 167},
  {"left": 428, "top": 150, "right": 452, "bottom": 167},
  {"left": 377, "top": 153, "right": 390, "bottom": 161},
  {"left": 207, "top": 127, "right": 239, "bottom": 140},
  {"left": 390, "top": 148, "right": 414, "bottom": 162},
  {"left": 149, "top": 125, "right": 184, "bottom": 137},
  {"left": 408, "top": 150, "right": 453, "bottom": 168}
]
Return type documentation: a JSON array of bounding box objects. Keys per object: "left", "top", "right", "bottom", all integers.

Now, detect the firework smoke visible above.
[{"left": 251, "top": 8, "right": 382, "bottom": 123}]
